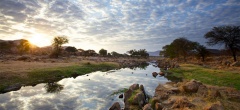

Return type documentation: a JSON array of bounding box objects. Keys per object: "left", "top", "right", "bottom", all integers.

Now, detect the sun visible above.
[{"left": 28, "top": 35, "right": 50, "bottom": 47}]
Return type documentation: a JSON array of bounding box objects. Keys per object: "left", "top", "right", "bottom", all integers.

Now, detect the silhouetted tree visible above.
[
  {"left": 99, "top": 48, "right": 107, "bottom": 56},
  {"left": 194, "top": 43, "right": 209, "bottom": 62},
  {"left": 65, "top": 46, "right": 77, "bottom": 53},
  {"left": 161, "top": 37, "right": 197, "bottom": 61},
  {"left": 50, "top": 36, "right": 69, "bottom": 58},
  {"left": 18, "top": 39, "right": 31, "bottom": 55},
  {"left": 127, "top": 49, "right": 149, "bottom": 58},
  {"left": 205, "top": 26, "right": 240, "bottom": 61}
]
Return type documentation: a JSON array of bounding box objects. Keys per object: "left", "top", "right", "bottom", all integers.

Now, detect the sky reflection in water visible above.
[{"left": 0, "top": 64, "right": 171, "bottom": 110}]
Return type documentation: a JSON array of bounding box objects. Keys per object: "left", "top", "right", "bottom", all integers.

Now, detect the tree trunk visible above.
[{"left": 230, "top": 47, "right": 237, "bottom": 62}]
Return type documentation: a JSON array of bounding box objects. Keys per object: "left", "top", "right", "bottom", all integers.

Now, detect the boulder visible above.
[
  {"left": 109, "top": 102, "right": 121, "bottom": 110},
  {"left": 182, "top": 80, "right": 201, "bottom": 93},
  {"left": 119, "top": 94, "right": 123, "bottom": 98},
  {"left": 131, "top": 91, "right": 145, "bottom": 106},
  {"left": 152, "top": 72, "right": 158, "bottom": 77},
  {"left": 124, "top": 89, "right": 133, "bottom": 102},
  {"left": 159, "top": 72, "right": 165, "bottom": 76},
  {"left": 143, "top": 104, "right": 153, "bottom": 110},
  {"left": 204, "top": 101, "right": 223, "bottom": 110},
  {"left": 129, "top": 84, "right": 139, "bottom": 91}
]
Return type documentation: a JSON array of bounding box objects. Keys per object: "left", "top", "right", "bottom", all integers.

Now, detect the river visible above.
[{"left": 0, "top": 63, "right": 175, "bottom": 110}]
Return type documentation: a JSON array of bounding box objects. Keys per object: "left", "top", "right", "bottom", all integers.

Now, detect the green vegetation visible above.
[
  {"left": 127, "top": 49, "right": 149, "bottom": 58},
  {"left": 99, "top": 48, "right": 107, "bottom": 56},
  {"left": 50, "top": 36, "right": 69, "bottom": 58},
  {"left": 128, "top": 89, "right": 141, "bottom": 103},
  {"left": 168, "top": 64, "right": 240, "bottom": 90},
  {"left": 110, "top": 88, "right": 128, "bottom": 96},
  {"left": 0, "top": 62, "right": 119, "bottom": 93}
]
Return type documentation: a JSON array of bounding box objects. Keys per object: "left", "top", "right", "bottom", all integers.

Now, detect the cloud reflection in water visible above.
[{"left": 0, "top": 64, "right": 170, "bottom": 110}]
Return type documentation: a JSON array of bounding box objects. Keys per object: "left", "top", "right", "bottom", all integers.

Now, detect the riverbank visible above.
[
  {"left": 167, "top": 64, "right": 240, "bottom": 90},
  {"left": 0, "top": 60, "right": 119, "bottom": 93}
]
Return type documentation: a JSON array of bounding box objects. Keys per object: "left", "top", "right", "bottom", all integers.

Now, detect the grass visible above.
[
  {"left": 168, "top": 64, "right": 240, "bottom": 90},
  {"left": 0, "top": 62, "right": 119, "bottom": 93}
]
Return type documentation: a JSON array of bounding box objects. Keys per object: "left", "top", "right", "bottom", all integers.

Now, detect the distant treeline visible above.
[{"left": 160, "top": 25, "right": 240, "bottom": 62}]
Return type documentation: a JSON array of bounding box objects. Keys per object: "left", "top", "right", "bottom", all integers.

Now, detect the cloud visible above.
[{"left": 0, "top": 0, "right": 240, "bottom": 52}]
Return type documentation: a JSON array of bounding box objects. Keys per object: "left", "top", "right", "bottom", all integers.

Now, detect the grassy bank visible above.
[
  {"left": 0, "top": 62, "right": 119, "bottom": 93},
  {"left": 167, "top": 64, "right": 240, "bottom": 90}
]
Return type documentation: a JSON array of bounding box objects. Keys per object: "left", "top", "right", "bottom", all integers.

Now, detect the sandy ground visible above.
[{"left": 0, "top": 61, "right": 80, "bottom": 77}]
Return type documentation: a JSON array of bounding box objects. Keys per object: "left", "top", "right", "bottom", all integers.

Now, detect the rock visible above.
[
  {"left": 159, "top": 72, "right": 165, "bottom": 76},
  {"left": 143, "top": 104, "right": 153, "bottom": 110},
  {"left": 131, "top": 91, "right": 145, "bottom": 106},
  {"left": 109, "top": 102, "right": 121, "bottom": 110},
  {"left": 197, "top": 85, "right": 208, "bottom": 97},
  {"left": 182, "top": 80, "right": 201, "bottom": 93},
  {"left": 119, "top": 94, "right": 123, "bottom": 98},
  {"left": 171, "top": 97, "right": 195, "bottom": 109},
  {"left": 124, "top": 89, "right": 133, "bottom": 102},
  {"left": 204, "top": 101, "right": 223, "bottom": 110},
  {"left": 129, "top": 84, "right": 139, "bottom": 91},
  {"left": 155, "top": 103, "right": 163, "bottom": 110},
  {"left": 155, "top": 84, "right": 170, "bottom": 100},
  {"left": 208, "top": 89, "right": 221, "bottom": 99},
  {"left": 152, "top": 72, "right": 158, "bottom": 77}
]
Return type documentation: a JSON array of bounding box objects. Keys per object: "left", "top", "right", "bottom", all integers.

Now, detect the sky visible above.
[{"left": 0, "top": 0, "right": 240, "bottom": 53}]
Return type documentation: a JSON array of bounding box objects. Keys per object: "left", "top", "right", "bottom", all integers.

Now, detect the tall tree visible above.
[
  {"left": 18, "top": 39, "right": 31, "bottom": 55},
  {"left": 204, "top": 26, "right": 240, "bottom": 61},
  {"left": 50, "top": 36, "right": 69, "bottom": 58},
  {"left": 161, "top": 37, "right": 196, "bottom": 61},
  {"left": 99, "top": 48, "right": 107, "bottom": 56},
  {"left": 194, "top": 43, "right": 209, "bottom": 62}
]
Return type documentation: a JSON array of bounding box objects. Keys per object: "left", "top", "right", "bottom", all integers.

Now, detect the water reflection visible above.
[
  {"left": 44, "top": 82, "right": 64, "bottom": 93},
  {"left": 0, "top": 64, "right": 173, "bottom": 110},
  {"left": 128, "top": 62, "right": 149, "bottom": 70}
]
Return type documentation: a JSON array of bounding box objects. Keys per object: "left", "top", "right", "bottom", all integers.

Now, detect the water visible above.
[{"left": 0, "top": 63, "right": 173, "bottom": 110}]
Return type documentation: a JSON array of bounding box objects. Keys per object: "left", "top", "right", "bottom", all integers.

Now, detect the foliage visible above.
[
  {"left": 44, "top": 82, "right": 63, "bottom": 93},
  {"left": 99, "top": 48, "right": 107, "bottom": 56},
  {"left": 127, "top": 49, "right": 149, "bottom": 58},
  {"left": 18, "top": 39, "right": 31, "bottom": 55},
  {"left": 204, "top": 26, "right": 240, "bottom": 61},
  {"left": 194, "top": 43, "right": 209, "bottom": 62},
  {"left": 65, "top": 46, "right": 77, "bottom": 53},
  {"left": 168, "top": 64, "right": 240, "bottom": 90},
  {"left": 160, "top": 37, "right": 197, "bottom": 61},
  {"left": 50, "top": 36, "right": 69, "bottom": 58}
]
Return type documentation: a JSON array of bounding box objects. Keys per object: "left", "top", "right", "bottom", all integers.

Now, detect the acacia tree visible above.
[
  {"left": 205, "top": 26, "right": 240, "bottom": 61},
  {"left": 161, "top": 37, "right": 196, "bottom": 61},
  {"left": 51, "top": 36, "right": 69, "bottom": 58},
  {"left": 194, "top": 43, "right": 209, "bottom": 62},
  {"left": 99, "top": 48, "right": 107, "bottom": 56},
  {"left": 18, "top": 39, "right": 31, "bottom": 55}
]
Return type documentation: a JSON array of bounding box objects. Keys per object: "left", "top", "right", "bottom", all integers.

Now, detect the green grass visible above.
[
  {"left": 0, "top": 62, "right": 119, "bottom": 93},
  {"left": 168, "top": 64, "right": 240, "bottom": 90}
]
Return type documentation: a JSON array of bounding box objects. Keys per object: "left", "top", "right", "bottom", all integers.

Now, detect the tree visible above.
[
  {"left": 194, "top": 43, "right": 209, "bottom": 62},
  {"left": 18, "top": 39, "right": 31, "bottom": 55},
  {"left": 99, "top": 48, "right": 107, "bottom": 56},
  {"left": 204, "top": 26, "right": 240, "bottom": 61},
  {"left": 161, "top": 37, "right": 197, "bottom": 61},
  {"left": 65, "top": 46, "right": 77, "bottom": 53},
  {"left": 127, "top": 49, "right": 149, "bottom": 58},
  {"left": 50, "top": 36, "right": 69, "bottom": 58}
]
